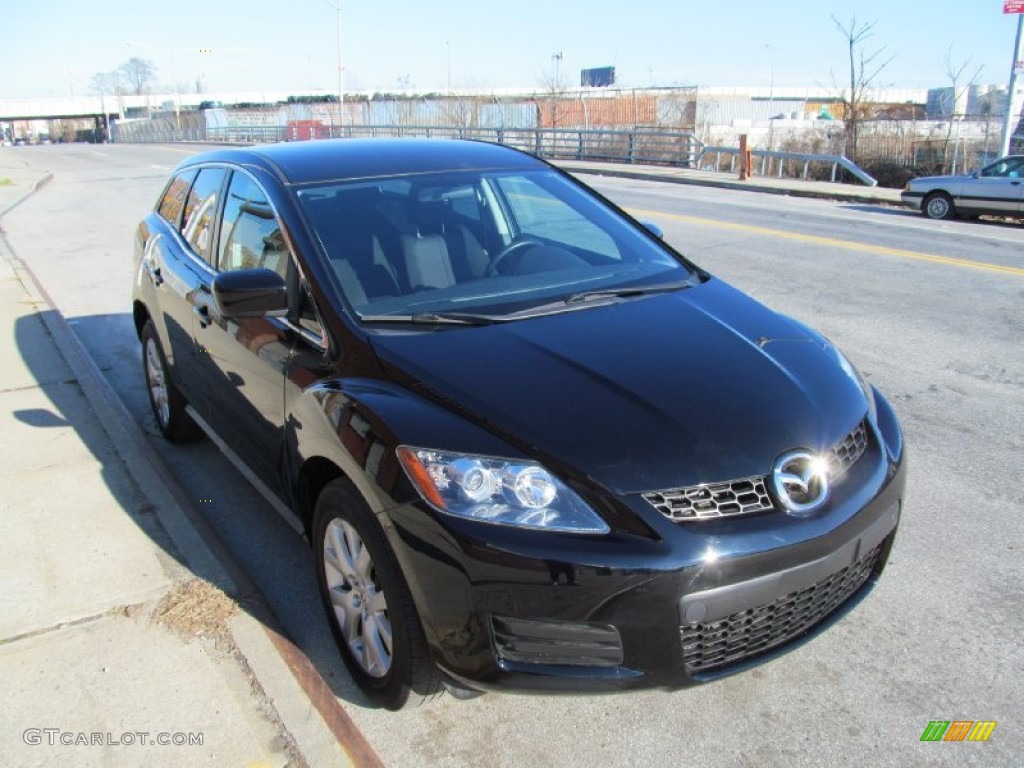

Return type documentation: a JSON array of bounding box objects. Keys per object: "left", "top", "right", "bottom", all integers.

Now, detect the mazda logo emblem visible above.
[{"left": 771, "top": 450, "right": 830, "bottom": 515}]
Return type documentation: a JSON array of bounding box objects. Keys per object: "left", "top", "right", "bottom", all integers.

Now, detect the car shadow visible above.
[
  {"left": 838, "top": 204, "right": 919, "bottom": 217},
  {"left": 840, "top": 203, "right": 1024, "bottom": 227},
  {"left": 15, "top": 308, "right": 382, "bottom": 710}
]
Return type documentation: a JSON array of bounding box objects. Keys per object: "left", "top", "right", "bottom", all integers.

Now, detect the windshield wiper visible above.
[
  {"left": 360, "top": 312, "right": 498, "bottom": 326},
  {"left": 361, "top": 281, "right": 691, "bottom": 326},
  {"left": 565, "top": 280, "right": 692, "bottom": 304},
  {"left": 497, "top": 280, "right": 693, "bottom": 320}
]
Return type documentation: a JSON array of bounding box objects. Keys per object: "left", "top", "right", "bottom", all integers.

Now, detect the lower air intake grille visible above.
[{"left": 680, "top": 544, "right": 882, "bottom": 673}]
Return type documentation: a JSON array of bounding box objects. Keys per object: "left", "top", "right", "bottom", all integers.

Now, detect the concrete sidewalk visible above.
[
  {"left": 0, "top": 155, "right": 374, "bottom": 767},
  {"left": 554, "top": 159, "right": 905, "bottom": 206}
]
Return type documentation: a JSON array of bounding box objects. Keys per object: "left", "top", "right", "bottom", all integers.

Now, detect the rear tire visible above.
[
  {"left": 313, "top": 477, "right": 443, "bottom": 709},
  {"left": 923, "top": 192, "right": 955, "bottom": 220},
  {"left": 141, "top": 320, "right": 201, "bottom": 442}
]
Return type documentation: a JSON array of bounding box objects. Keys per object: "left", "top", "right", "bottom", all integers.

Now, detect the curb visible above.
[
  {"left": 0, "top": 172, "right": 53, "bottom": 226},
  {"left": 0, "top": 193, "right": 383, "bottom": 767}
]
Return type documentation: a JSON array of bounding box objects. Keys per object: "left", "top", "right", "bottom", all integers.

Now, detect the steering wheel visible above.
[{"left": 485, "top": 239, "right": 543, "bottom": 277}]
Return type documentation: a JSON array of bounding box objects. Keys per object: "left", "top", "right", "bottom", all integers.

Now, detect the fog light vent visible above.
[{"left": 491, "top": 615, "right": 623, "bottom": 667}]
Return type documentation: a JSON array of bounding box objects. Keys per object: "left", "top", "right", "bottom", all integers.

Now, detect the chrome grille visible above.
[
  {"left": 830, "top": 419, "right": 868, "bottom": 474},
  {"left": 644, "top": 418, "right": 870, "bottom": 523},
  {"left": 680, "top": 544, "right": 882, "bottom": 673},
  {"left": 643, "top": 478, "right": 773, "bottom": 521}
]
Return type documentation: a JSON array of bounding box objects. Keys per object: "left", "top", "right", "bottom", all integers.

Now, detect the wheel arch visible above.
[
  {"left": 296, "top": 455, "right": 346, "bottom": 536},
  {"left": 133, "top": 300, "right": 151, "bottom": 339}
]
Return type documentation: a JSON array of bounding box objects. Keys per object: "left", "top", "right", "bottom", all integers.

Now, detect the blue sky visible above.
[{"left": 2, "top": 0, "right": 1018, "bottom": 98}]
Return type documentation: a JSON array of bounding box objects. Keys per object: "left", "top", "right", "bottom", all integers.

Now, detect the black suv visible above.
[{"left": 133, "top": 139, "right": 905, "bottom": 709}]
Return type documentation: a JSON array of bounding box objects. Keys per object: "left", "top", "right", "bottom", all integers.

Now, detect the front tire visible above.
[
  {"left": 923, "top": 192, "right": 955, "bottom": 220},
  {"left": 313, "top": 478, "right": 443, "bottom": 709},
  {"left": 141, "top": 320, "right": 200, "bottom": 442}
]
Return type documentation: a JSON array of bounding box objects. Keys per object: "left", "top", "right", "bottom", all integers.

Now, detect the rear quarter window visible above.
[
  {"left": 181, "top": 167, "right": 228, "bottom": 266},
  {"left": 157, "top": 169, "right": 197, "bottom": 226}
]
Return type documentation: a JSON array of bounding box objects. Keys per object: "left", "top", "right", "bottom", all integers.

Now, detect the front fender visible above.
[{"left": 287, "top": 376, "right": 524, "bottom": 515}]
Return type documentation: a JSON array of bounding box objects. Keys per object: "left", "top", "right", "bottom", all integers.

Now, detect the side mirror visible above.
[
  {"left": 640, "top": 220, "right": 665, "bottom": 240},
  {"left": 212, "top": 268, "right": 288, "bottom": 318}
]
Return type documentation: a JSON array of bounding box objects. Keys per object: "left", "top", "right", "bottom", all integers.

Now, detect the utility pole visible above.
[
  {"left": 325, "top": 0, "right": 345, "bottom": 123},
  {"left": 999, "top": 10, "right": 1024, "bottom": 157}
]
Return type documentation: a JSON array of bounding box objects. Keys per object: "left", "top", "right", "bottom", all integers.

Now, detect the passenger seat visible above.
[{"left": 401, "top": 202, "right": 456, "bottom": 291}]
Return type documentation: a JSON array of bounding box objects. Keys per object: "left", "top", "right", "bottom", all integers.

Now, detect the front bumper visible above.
[
  {"left": 385, "top": 410, "right": 906, "bottom": 694},
  {"left": 901, "top": 191, "right": 924, "bottom": 209}
]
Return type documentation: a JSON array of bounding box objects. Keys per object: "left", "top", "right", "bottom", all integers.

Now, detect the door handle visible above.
[
  {"left": 192, "top": 303, "right": 211, "bottom": 329},
  {"left": 141, "top": 236, "right": 164, "bottom": 286},
  {"left": 144, "top": 261, "right": 164, "bottom": 286}
]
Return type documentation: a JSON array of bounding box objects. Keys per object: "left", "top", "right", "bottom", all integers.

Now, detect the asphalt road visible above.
[{"left": 4, "top": 143, "right": 1022, "bottom": 767}]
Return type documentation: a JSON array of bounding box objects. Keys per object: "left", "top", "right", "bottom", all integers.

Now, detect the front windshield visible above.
[{"left": 296, "top": 167, "right": 695, "bottom": 321}]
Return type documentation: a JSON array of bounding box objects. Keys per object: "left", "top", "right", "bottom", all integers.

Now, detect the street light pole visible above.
[
  {"left": 324, "top": 0, "right": 345, "bottom": 123},
  {"left": 999, "top": 12, "right": 1024, "bottom": 157},
  {"left": 336, "top": 1, "right": 344, "bottom": 123},
  {"left": 766, "top": 44, "right": 775, "bottom": 150}
]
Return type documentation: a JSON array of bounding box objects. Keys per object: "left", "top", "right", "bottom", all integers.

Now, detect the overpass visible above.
[
  {"left": 0, "top": 90, "right": 357, "bottom": 121},
  {"left": 0, "top": 91, "right": 312, "bottom": 141},
  {"left": 1, "top": 95, "right": 132, "bottom": 142}
]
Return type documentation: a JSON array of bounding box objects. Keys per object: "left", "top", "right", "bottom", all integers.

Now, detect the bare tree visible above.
[
  {"left": 939, "top": 47, "right": 983, "bottom": 173},
  {"left": 831, "top": 15, "right": 895, "bottom": 162},
  {"left": 120, "top": 57, "right": 158, "bottom": 95},
  {"left": 444, "top": 96, "right": 481, "bottom": 128},
  {"left": 537, "top": 53, "right": 568, "bottom": 128},
  {"left": 90, "top": 71, "right": 122, "bottom": 100}
]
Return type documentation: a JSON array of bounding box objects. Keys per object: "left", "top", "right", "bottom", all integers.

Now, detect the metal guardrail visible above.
[
  {"left": 320, "top": 125, "right": 704, "bottom": 168},
  {"left": 113, "top": 119, "right": 877, "bottom": 186},
  {"left": 113, "top": 121, "right": 703, "bottom": 168},
  {"left": 700, "top": 145, "right": 878, "bottom": 186}
]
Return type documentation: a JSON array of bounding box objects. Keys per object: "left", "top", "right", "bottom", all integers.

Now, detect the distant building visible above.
[{"left": 926, "top": 84, "right": 1015, "bottom": 119}]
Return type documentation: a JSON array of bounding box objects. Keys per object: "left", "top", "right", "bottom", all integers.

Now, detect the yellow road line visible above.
[{"left": 628, "top": 207, "right": 1024, "bottom": 277}]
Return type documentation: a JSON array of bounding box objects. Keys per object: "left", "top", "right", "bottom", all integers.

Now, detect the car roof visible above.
[{"left": 177, "top": 138, "right": 546, "bottom": 185}]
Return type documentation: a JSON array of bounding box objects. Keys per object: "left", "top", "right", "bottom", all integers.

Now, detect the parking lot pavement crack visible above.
[
  {"left": 0, "top": 378, "right": 78, "bottom": 394},
  {"left": 0, "top": 607, "right": 127, "bottom": 647}
]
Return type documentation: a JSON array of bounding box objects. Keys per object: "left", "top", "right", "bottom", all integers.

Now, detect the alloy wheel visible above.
[
  {"left": 145, "top": 337, "right": 170, "bottom": 428},
  {"left": 322, "top": 517, "right": 393, "bottom": 678}
]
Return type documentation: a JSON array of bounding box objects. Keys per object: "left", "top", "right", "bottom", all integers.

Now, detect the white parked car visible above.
[{"left": 902, "top": 155, "right": 1024, "bottom": 220}]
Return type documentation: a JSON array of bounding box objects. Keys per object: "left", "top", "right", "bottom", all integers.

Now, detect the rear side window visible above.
[
  {"left": 181, "top": 168, "right": 227, "bottom": 265},
  {"left": 218, "top": 172, "right": 290, "bottom": 279},
  {"left": 156, "top": 169, "right": 196, "bottom": 225}
]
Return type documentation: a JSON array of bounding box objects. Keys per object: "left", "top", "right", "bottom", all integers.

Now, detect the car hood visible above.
[
  {"left": 369, "top": 279, "right": 868, "bottom": 495},
  {"left": 909, "top": 173, "right": 969, "bottom": 185}
]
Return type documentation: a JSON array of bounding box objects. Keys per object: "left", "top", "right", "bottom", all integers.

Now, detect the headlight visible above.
[{"left": 396, "top": 447, "right": 610, "bottom": 534}]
